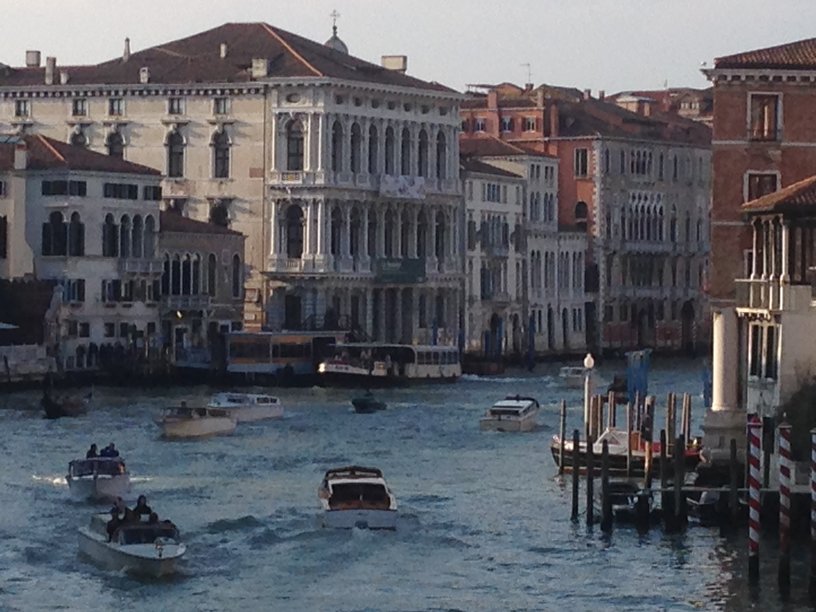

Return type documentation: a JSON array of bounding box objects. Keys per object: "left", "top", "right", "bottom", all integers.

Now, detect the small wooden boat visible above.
[
  {"left": 351, "top": 392, "right": 386, "bottom": 413},
  {"left": 42, "top": 390, "right": 92, "bottom": 419}
]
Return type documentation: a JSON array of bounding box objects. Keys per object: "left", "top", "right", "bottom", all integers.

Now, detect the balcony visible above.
[
  {"left": 162, "top": 294, "right": 212, "bottom": 311},
  {"left": 735, "top": 278, "right": 813, "bottom": 313},
  {"left": 118, "top": 258, "right": 163, "bottom": 274}
]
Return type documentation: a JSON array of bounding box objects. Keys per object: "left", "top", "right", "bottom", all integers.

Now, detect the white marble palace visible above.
[{"left": 0, "top": 22, "right": 463, "bottom": 343}]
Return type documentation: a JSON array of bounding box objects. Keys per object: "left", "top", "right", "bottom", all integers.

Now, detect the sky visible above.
[{"left": 2, "top": 1, "right": 816, "bottom": 94}]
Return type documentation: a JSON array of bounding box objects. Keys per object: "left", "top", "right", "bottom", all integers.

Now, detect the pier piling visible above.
[
  {"left": 681, "top": 393, "right": 691, "bottom": 446},
  {"left": 747, "top": 416, "right": 762, "bottom": 586},
  {"left": 810, "top": 428, "right": 816, "bottom": 603},
  {"left": 778, "top": 420, "right": 792, "bottom": 597},
  {"left": 674, "top": 434, "right": 687, "bottom": 529},
  {"left": 729, "top": 438, "right": 740, "bottom": 525},
  {"left": 571, "top": 429, "right": 580, "bottom": 522},
  {"left": 659, "top": 429, "right": 672, "bottom": 531},
  {"left": 608, "top": 390, "right": 616, "bottom": 428},
  {"left": 586, "top": 434, "right": 595, "bottom": 527},
  {"left": 626, "top": 402, "right": 633, "bottom": 478},
  {"left": 601, "top": 440, "right": 611, "bottom": 533},
  {"left": 558, "top": 400, "right": 567, "bottom": 476}
]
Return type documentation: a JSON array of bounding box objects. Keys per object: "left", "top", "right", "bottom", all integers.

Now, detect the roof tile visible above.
[
  {"left": 742, "top": 175, "right": 816, "bottom": 214},
  {"left": 715, "top": 37, "right": 816, "bottom": 70}
]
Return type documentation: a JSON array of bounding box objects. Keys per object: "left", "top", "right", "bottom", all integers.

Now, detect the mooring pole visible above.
[
  {"left": 778, "top": 420, "right": 792, "bottom": 597},
  {"left": 558, "top": 400, "right": 567, "bottom": 476},
  {"left": 747, "top": 415, "right": 762, "bottom": 587},
  {"left": 626, "top": 402, "right": 633, "bottom": 478},
  {"left": 729, "top": 438, "right": 739, "bottom": 525},
  {"left": 810, "top": 428, "right": 816, "bottom": 604},
  {"left": 601, "top": 440, "right": 611, "bottom": 533},
  {"left": 659, "top": 428, "right": 671, "bottom": 531},
  {"left": 571, "top": 429, "right": 580, "bottom": 522},
  {"left": 608, "top": 390, "right": 616, "bottom": 428},
  {"left": 674, "top": 434, "right": 686, "bottom": 529},
  {"left": 586, "top": 434, "right": 595, "bottom": 527}
]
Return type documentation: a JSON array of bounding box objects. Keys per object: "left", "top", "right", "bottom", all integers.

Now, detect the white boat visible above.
[
  {"left": 66, "top": 457, "right": 131, "bottom": 502},
  {"left": 207, "top": 392, "right": 284, "bottom": 422},
  {"left": 154, "top": 405, "right": 237, "bottom": 439},
  {"left": 318, "top": 466, "right": 397, "bottom": 530},
  {"left": 559, "top": 366, "right": 587, "bottom": 389},
  {"left": 479, "top": 395, "right": 540, "bottom": 432},
  {"left": 78, "top": 513, "right": 185, "bottom": 577}
]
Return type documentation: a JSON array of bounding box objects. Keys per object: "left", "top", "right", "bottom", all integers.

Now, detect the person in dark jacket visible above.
[
  {"left": 85, "top": 444, "right": 98, "bottom": 459},
  {"left": 133, "top": 495, "right": 152, "bottom": 519},
  {"left": 106, "top": 508, "right": 121, "bottom": 542},
  {"left": 100, "top": 443, "right": 120, "bottom": 458}
]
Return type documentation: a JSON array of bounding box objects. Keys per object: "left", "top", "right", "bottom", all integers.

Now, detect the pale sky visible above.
[{"left": 3, "top": 0, "right": 816, "bottom": 94}]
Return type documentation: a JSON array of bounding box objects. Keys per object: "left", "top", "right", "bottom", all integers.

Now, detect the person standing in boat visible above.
[
  {"left": 85, "top": 443, "right": 98, "bottom": 459},
  {"left": 100, "top": 443, "right": 119, "bottom": 458},
  {"left": 106, "top": 508, "right": 121, "bottom": 542},
  {"left": 133, "top": 495, "right": 152, "bottom": 520}
]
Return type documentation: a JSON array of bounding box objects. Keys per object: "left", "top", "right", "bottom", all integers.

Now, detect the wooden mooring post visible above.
[
  {"left": 681, "top": 393, "right": 691, "bottom": 446},
  {"left": 626, "top": 402, "right": 633, "bottom": 478},
  {"left": 665, "top": 393, "right": 675, "bottom": 458},
  {"left": 601, "top": 440, "right": 612, "bottom": 533},
  {"left": 778, "top": 420, "right": 792, "bottom": 597},
  {"left": 660, "top": 429, "right": 672, "bottom": 531},
  {"left": 747, "top": 416, "right": 762, "bottom": 586},
  {"left": 673, "top": 434, "right": 687, "bottom": 529},
  {"left": 571, "top": 429, "right": 580, "bottom": 522},
  {"left": 586, "top": 434, "right": 595, "bottom": 527},
  {"left": 558, "top": 400, "right": 567, "bottom": 476},
  {"left": 608, "top": 390, "right": 616, "bottom": 428},
  {"left": 809, "top": 428, "right": 816, "bottom": 603}
]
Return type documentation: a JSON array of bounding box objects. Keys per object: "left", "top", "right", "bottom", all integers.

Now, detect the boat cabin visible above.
[
  {"left": 69, "top": 457, "right": 126, "bottom": 477},
  {"left": 320, "top": 466, "right": 393, "bottom": 510},
  {"left": 486, "top": 396, "right": 540, "bottom": 418},
  {"left": 163, "top": 406, "right": 228, "bottom": 419},
  {"left": 212, "top": 393, "right": 279, "bottom": 406},
  {"left": 116, "top": 524, "right": 179, "bottom": 545}
]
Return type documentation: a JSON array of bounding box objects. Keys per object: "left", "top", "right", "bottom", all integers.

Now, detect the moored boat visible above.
[
  {"left": 77, "top": 512, "right": 185, "bottom": 577},
  {"left": 351, "top": 391, "right": 386, "bottom": 413},
  {"left": 66, "top": 457, "right": 131, "bottom": 503},
  {"left": 318, "top": 466, "right": 397, "bottom": 530},
  {"left": 479, "top": 395, "right": 540, "bottom": 432},
  {"left": 558, "top": 366, "right": 586, "bottom": 389},
  {"left": 42, "top": 390, "right": 92, "bottom": 419},
  {"left": 154, "top": 405, "right": 237, "bottom": 439},
  {"left": 207, "top": 392, "right": 284, "bottom": 422}
]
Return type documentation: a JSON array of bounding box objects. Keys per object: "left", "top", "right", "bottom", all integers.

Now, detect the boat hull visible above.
[
  {"left": 549, "top": 437, "right": 701, "bottom": 475},
  {"left": 480, "top": 416, "right": 537, "bottom": 432},
  {"left": 322, "top": 508, "right": 397, "bottom": 530},
  {"left": 156, "top": 416, "right": 237, "bottom": 439},
  {"left": 77, "top": 528, "right": 184, "bottom": 577},
  {"left": 67, "top": 474, "right": 131, "bottom": 503}
]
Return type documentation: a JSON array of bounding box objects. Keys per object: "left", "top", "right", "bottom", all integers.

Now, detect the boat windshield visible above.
[
  {"left": 118, "top": 524, "right": 179, "bottom": 545},
  {"left": 70, "top": 458, "right": 126, "bottom": 477},
  {"left": 329, "top": 482, "right": 390, "bottom": 509}
]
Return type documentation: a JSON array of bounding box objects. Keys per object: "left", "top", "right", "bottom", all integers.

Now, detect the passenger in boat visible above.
[
  {"left": 100, "top": 443, "right": 119, "bottom": 458},
  {"left": 106, "top": 508, "right": 121, "bottom": 542},
  {"left": 133, "top": 495, "right": 152, "bottom": 519},
  {"left": 110, "top": 496, "right": 127, "bottom": 518},
  {"left": 148, "top": 512, "right": 159, "bottom": 524},
  {"left": 85, "top": 443, "right": 98, "bottom": 459}
]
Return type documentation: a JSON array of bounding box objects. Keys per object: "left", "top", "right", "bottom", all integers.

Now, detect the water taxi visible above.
[
  {"left": 155, "top": 405, "right": 237, "bottom": 439},
  {"left": 66, "top": 457, "right": 131, "bottom": 503},
  {"left": 558, "top": 366, "right": 586, "bottom": 389},
  {"left": 479, "top": 396, "right": 540, "bottom": 432},
  {"left": 318, "top": 466, "right": 397, "bottom": 530},
  {"left": 207, "top": 392, "right": 284, "bottom": 422}
]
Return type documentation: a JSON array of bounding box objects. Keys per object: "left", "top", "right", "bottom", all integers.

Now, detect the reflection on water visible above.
[{"left": 0, "top": 357, "right": 799, "bottom": 610}]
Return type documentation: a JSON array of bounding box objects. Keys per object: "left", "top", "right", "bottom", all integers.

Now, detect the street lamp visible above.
[{"left": 583, "top": 352, "right": 595, "bottom": 438}]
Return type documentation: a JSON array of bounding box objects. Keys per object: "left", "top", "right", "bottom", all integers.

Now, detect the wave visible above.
[
  {"left": 203, "top": 515, "right": 263, "bottom": 534},
  {"left": 461, "top": 375, "right": 554, "bottom": 384}
]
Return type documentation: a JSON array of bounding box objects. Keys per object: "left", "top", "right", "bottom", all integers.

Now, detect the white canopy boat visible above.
[
  {"left": 558, "top": 366, "right": 587, "bottom": 389},
  {"left": 207, "top": 392, "right": 284, "bottom": 422},
  {"left": 154, "top": 405, "right": 237, "bottom": 439},
  {"left": 318, "top": 466, "right": 397, "bottom": 530},
  {"left": 480, "top": 395, "right": 540, "bottom": 432},
  {"left": 66, "top": 457, "right": 131, "bottom": 502},
  {"left": 78, "top": 513, "right": 185, "bottom": 577}
]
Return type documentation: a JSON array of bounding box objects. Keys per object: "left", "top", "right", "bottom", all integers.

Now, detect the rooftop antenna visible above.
[
  {"left": 521, "top": 62, "right": 532, "bottom": 86},
  {"left": 330, "top": 9, "right": 340, "bottom": 37}
]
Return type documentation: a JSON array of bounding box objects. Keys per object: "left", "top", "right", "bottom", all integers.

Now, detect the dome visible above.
[{"left": 324, "top": 25, "right": 348, "bottom": 55}]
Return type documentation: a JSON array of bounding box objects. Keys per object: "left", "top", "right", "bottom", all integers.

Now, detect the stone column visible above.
[
  {"left": 269, "top": 199, "right": 279, "bottom": 256},
  {"left": 395, "top": 287, "right": 403, "bottom": 343},
  {"left": 394, "top": 207, "right": 403, "bottom": 259},
  {"left": 316, "top": 199, "right": 326, "bottom": 258},
  {"left": 270, "top": 112, "right": 278, "bottom": 172},
  {"left": 376, "top": 208, "right": 386, "bottom": 258},
  {"left": 780, "top": 218, "right": 790, "bottom": 282},
  {"left": 342, "top": 204, "right": 351, "bottom": 259},
  {"left": 750, "top": 221, "right": 759, "bottom": 279},
  {"left": 361, "top": 205, "right": 370, "bottom": 260},
  {"left": 317, "top": 113, "right": 327, "bottom": 173},
  {"left": 365, "top": 288, "right": 374, "bottom": 339},
  {"left": 378, "top": 289, "right": 387, "bottom": 342},
  {"left": 305, "top": 113, "right": 315, "bottom": 172},
  {"left": 303, "top": 199, "right": 312, "bottom": 255}
]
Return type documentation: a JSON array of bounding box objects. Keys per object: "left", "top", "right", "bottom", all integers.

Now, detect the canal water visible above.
[{"left": 0, "top": 357, "right": 807, "bottom": 610}]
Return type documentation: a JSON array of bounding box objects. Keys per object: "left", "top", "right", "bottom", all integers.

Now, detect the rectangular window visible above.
[
  {"left": 103, "top": 183, "right": 139, "bottom": 200},
  {"left": 500, "top": 117, "right": 513, "bottom": 132},
  {"left": 143, "top": 185, "right": 163, "bottom": 201},
  {"left": 213, "top": 97, "right": 229, "bottom": 115},
  {"left": 168, "top": 97, "right": 184, "bottom": 115},
  {"left": 474, "top": 118, "right": 486, "bottom": 132},
  {"left": 72, "top": 98, "right": 87, "bottom": 117},
  {"left": 0, "top": 216, "right": 6, "bottom": 258},
  {"left": 79, "top": 322, "right": 90, "bottom": 338},
  {"left": 119, "top": 323, "right": 130, "bottom": 338},
  {"left": 524, "top": 117, "right": 536, "bottom": 131},
  {"left": 749, "top": 94, "right": 780, "bottom": 141},
  {"left": 765, "top": 325, "right": 777, "bottom": 380},
  {"left": 746, "top": 173, "right": 778, "bottom": 202},
  {"left": 749, "top": 324, "right": 762, "bottom": 377},
  {"left": 574, "top": 148, "right": 588, "bottom": 178},
  {"left": 108, "top": 98, "right": 124, "bottom": 116},
  {"left": 14, "top": 99, "right": 29, "bottom": 118},
  {"left": 104, "top": 323, "right": 115, "bottom": 338},
  {"left": 42, "top": 180, "right": 86, "bottom": 196}
]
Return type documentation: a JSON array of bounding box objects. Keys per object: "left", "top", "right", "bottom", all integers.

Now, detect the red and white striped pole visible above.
[
  {"left": 809, "top": 428, "right": 816, "bottom": 602},
  {"left": 778, "top": 420, "right": 792, "bottom": 594},
  {"left": 747, "top": 414, "right": 762, "bottom": 586}
]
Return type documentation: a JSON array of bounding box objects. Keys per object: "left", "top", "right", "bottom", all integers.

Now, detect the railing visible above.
[
  {"left": 735, "top": 278, "right": 813, "bottom": 312},
  {"left": 118, "top": 258, "right": 163, "bottom": 274},
  {"left": 162, "top": 294, "right": 212, "bottom": 310}
]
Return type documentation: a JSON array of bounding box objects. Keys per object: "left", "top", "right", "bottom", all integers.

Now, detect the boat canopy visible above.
[
  {"left": 117, "top": 524, "right": 179, "bottom": 545},
  {"left": 69, "top": 457, "right": 126, "bottom": 477}
]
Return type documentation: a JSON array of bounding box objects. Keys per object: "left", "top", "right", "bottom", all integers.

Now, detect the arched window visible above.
[
  {"left": 41, "top": 211, "right": 67, "bottom": 256},
  {"left": 119, "top": 215, "right": 131, "bottom": 258},
  {"left": 350, "top": 123, "right": 362, "bottom": 174},
  {"left": 670, "top": 206, "right": 678, "bottom": 242},
  {"left": 161, "top": 254, "right": 170, "bottom": 295},
  {"left": 212, "top": 130, "right": 230, "bottom": 178},
  {"left": 400, "top": 127, "right": 411, "bottom": 175},
  {"left": 574, "top": 201, "right": 588, "bottom": 230},
  {"left": 368, "top": 125, "right": 378, "bottom": 174},
  {"left": 384, "top": 210, "right": 395, "bottom": 257},
  {"left": 349, "top": 208, "right": 361, "bottom": 256},
  {"left": 417, "top": 129, "right": 428, "bottom": 177},
  {"left": 171, "top": 255, "right": 181, "bottom": 295},
  {"left": 436, "top": 131, "right": 447, "bottom": 179},
  {"left": 285, "top": 205, "right": 304, "bottom": 258},
  {"left": 209, "top": 199, "right": 230, "bottom": 228},
  {"left": 68, "top": 212, "right": 84, "bottom": 256},
  {"left": 143, "top": 216, "right": 156, "bottom": 257},
  {"left": 435, "top": 211, "right": 446, "bottom": 260},
  {"left": 207, "top": 253, "right": 217, "bottom": 297},
  {"left": 286, "top": 121, "right": 304, "bottom": 171},
  {"left": 131, "top": 215, "right": 143, "bottom": 258},
  {"left": 192, "top": 254, "right": 201, "bottom": 294},
  {"left": 167, "top": 130, "right": 184, "bottom": 178},
  {"left": 330, "top": 207, "right": 342, "bottom": 256},
  {"left": 102, "top": 214, "right": 118, "bottom": 257},
  {"left": 232, "top": 254, "right": 242, "bottom": 298},
  {"left": 106, "top": 131, "right": 124, "bottom": 159},
  {"left": 331, "top": 121, "right": 343, "bottom": 172},
  {"left": 384, "top": 127, "right": 395, "bottom": 174},
  {"left": 70, "top": 129, "right": 87, "bottom": 148},
  {"left": 181, "top": 254, "right": 192, "bottom": 295},
  {"left": 416, "top": 212, "right": 427, "bottom": 257}
]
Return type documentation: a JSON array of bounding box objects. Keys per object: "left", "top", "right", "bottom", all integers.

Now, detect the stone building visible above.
[
  {"left": 0, "top": 23, "right": 463, "bottom": 343},
  {"left": 461, "top": 83, "right": 711, "bottom": 353}
]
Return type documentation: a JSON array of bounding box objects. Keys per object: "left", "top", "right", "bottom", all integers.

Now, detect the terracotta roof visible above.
[
  {"left": 159, "top": 210, "right": 243, "bottom": 236},
  {"left": 715, "top": 37, "right": 816, "bottom": 70},
  {"left": 0, "top": 23, "right": 455, "bottom": 93},
  {"left": 459, "top": 135, "right": 553, "bottom": 158},
  {"left": 742, "top": 175, "right": 816, "bottom": 214},
  {"left": 459, "top": 156, "right": 522, "bottom": 179},
  {"left": 0, "top": 134, "right": 160, "bottom": 175}
]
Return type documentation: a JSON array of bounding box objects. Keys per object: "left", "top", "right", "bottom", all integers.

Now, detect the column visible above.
[
  {"left": 376, "top": 208, "right": 386, "bottom": 258},
  {"left": 711, "top": 307, "right": 738, "bottom": 412},
  {"left": 395, "top": 288, "right": 403, "bottom": 343},
  {"left": 342, "top": 204, "right": 351, "bottom": 259},
  {"left": 360, "top": 118, "right": 370, "bottom": 177},
  {"left": 305, "top": 113, "right": 315, "bottom": 172},
  {"left": 269, "top": 200, "right": 278, "bottom": 256},
  {"left": 361, "top": 205, "right": 370, "bottom": 260},
  {"left": 428, "top": 206, "right": 438, "bottom": 266},
  {"left": 378, "top": 289, "right": 387, "bottom": 342},
  {"left": 394, "top": 207, "right": 403, "bottom": 259},
  {"left": 316, "top": 199, "right": 326, "bottom": 257},
  {"left": 750, "top": 221, "right": 759, "bottom": 279},
  {"left": 410, "top": 289, "right": 419, "bottom": 344},
  {"left": 303, "top": 200, "right": 312, "bottom": 255},
  {"left": 365, "top": 288, "right": 374, "bottom": 340},
  {"left": 270, "top": 113, "right": 278, "bottom": 171},
  {"left": 317, "top": 113, "right": 326, "bottom": 172},
  {"left": 780, "top": 218, "right": 790, "bottom": 281}
]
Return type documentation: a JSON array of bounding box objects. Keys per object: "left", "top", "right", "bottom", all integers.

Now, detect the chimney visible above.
[
  {"left": 642, "top": 101, "right": 652, "bottom": 117},
  {"left": 251, "top": 58, "right": 268, "bottom": 79},
  {"left": 535, "top": 88, "right": 545, "bottom": 109},
  {"left": 487, "top": 90, "right": 498, "bottom": 110},
  {"left": 44, "top": 56, "right": 56, "bottom": 85},
  {"left": 59, "top": 70, "right": 69, "bottom": 85},
  {"left": 139, "top": 66, "right": 150, "bottom": 84},
  {"left": 381, "top": 55, "right": 407, "bottom": 74},
  {"left": 220, "top": 43, "right": 228, "bottom": 59},
  {"left": 583, "top": 88, "right": 592, "bottom": 100},
  {"left": 123, "top": 37, "right": 131, "bottom": 62},
  {"left": 14, "top": 141, "right": 27, "bottom": 170},
  {"left": 548, "top": 102, "right": 559, "bottom": 138},
  {"left": 25, "top": 50, "right": 41, "bottom": 68},
  {"left": 598, "top": 90, "right": 605, "bottom": 101}
]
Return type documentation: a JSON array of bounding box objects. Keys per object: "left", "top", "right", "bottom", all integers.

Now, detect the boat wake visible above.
[
  {"left": 203, "top": 515, "right": 264, "bottom": 534},
  {"left": 30, "top": 474, "right": 66, "bottom": 487},
  {"left": 461, "top": 375, "right": 553, "bottom": 384}
]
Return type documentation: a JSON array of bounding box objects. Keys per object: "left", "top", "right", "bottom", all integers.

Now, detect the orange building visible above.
[
  {"left": 705, "top": 37, "right": 816, "bottom": 306},
  {"left": 461, "top": 84, "right": 711, "bottom": 353}
]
